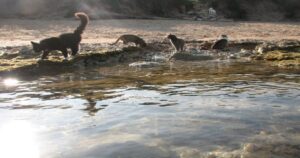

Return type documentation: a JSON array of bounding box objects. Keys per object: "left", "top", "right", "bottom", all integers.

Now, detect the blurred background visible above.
[{"left": 0, "top": 0, "right": 299, "bottom": 21}]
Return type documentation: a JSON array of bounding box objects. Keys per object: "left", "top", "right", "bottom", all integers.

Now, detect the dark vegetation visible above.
[
  {"left": 0, "top": 0, "right": 299, "bottom": 20},
  {"left": 207, "top": 0, "right": 300, "bottom": 20}
]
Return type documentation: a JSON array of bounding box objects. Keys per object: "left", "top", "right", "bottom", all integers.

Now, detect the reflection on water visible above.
[
  {"left": 3, "top": 78, "right": 19, "bottom": 87},
  {"left": 0, "top": 61, "right": 299, "bottom": 158}
]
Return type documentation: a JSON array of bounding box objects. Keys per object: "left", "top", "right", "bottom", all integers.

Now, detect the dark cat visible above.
[
  {"left": 167, "top": 34, "right": 185, "bottom": 52},
  {"left": 111, "top": 34, "right": 147, "bottom": 47},
  {"left": 31, "top": 12, "right": 89, "bottom": 60},
  {"left": 211, "top": 35, "right": 228, "bottom": 51}
]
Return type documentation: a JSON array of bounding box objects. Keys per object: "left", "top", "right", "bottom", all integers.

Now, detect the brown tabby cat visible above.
[
  {"left": 31, "top": 12, "right": 89, "bottom": 60},
  {"left": 111, "top": 34, "right": 147, "bottom": 47}
]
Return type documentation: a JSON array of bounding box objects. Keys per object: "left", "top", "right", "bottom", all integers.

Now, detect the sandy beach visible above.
[{"left": 0, "top": 19, "right": 299, "bottom": 47}]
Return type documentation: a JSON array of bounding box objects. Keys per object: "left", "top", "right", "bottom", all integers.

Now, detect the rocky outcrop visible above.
[
  {"left": 0, "top": 40, "right": 299, "bottom": 78},
  {"left": 0, "top": 46, "right": 146, "bottom": 77},
  {"left": 252, "top": 40, "right": 300, "bottom": 68}
]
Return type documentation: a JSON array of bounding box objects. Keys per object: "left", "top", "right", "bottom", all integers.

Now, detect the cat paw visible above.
[
  {"left": 70, "top": 56, "right": 76, "bottom": 60},
  {"left": 63, "top": 58, "right": 69, "bottom": 62}
]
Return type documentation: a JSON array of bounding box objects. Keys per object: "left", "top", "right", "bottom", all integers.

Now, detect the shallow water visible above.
[{"left": 0, "top": 60, "right": 300, "bottom": 158}]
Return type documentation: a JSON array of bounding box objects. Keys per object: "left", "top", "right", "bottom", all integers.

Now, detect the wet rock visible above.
[
  {"left": 240, "top": 153, "right": 253, "bottom": 158},
  {"left": 1, "top": 40, "right": 299, "bottom": 77},
  {"left": 228, "top": 54, "right": 238, "bottom": 59},
  {"left": 19, "top": 47, "right": 34, "bottom": 55},
  {"left": 206, "top": 154, "right": 217, "bottom": 158},
  {"left": 200, "top": 41, "right": 213, "bottom": 50},
  {"left": 253, "top": 50, "right": 300, "bottom": 68},
  {"left": 239, "top": 49, "right": 253, "bottom": 57},
  {"left": 0, "top": 51, "right": 19, "bottom": 60},
  {"left": 255, "top": 40, "right": 300, "bottom": 54},
  {"left": 263, "top": 51, "right": 300, "bottom": 61},
  {"left": 0, "top": 46, "right": 143, "bottom": 77},
  {"left": 152, "top": 55, "right": 168, "bottom": 62},
  {"left": 243, "top": 143, "right": 260, "bottom": 153},
  {"left": 129, "top": 61, "right": 161, "bottom": 68},
  {"left": 0, "top": 50, "right": 5, "bottom": 56},
  {"left": 251, "top": 54, "right": 264, "bottom": 60},
  {"left": 229, "top": 41, "right": 260, "bottom": 50},
  {"left": 188, "top": 48, "right": 200, "bottom": 54},
  {"left": 259, "top": 130, "right": 271, "bottom": 136},
  {"left": 277, "top": 59, "right": 300, "bottom": 68},
  {"left": 272, "top": 144, "right": 300, "bottom": 156},
  {"left": 251, "top": 40, "right": 300, "bottom": 68}
]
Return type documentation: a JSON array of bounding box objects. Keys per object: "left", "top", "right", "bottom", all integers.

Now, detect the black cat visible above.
[{"left": 31, "top": 12, "right": 89, "bottom": 60}]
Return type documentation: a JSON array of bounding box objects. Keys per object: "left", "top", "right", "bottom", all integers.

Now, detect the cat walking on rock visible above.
[
  {"left": 31, "top": 12, "right": 89, "bottom": 60},
  {"left": 111, "top": 34, "right": 147, "bottom": 47}
]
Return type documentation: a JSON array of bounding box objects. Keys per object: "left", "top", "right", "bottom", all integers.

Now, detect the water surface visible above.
[{"left": 0, "top": 60, "right": 299, "bottom": 158}]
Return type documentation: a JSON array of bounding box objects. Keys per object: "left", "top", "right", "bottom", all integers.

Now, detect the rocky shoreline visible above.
[{"left": 0, "top": 39, "right": 299, "bottom": 78}]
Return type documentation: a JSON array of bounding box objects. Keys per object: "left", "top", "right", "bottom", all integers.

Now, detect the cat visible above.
[
  {"left": 31, "top": 12, "right": 89, "bottom": 60},
  {"left": 167, "top": 34, "right": 185, "bottom": 52},
  {"left": 111, "top": 34, "right": 147, "bottom": 47},
  {"left": 211, "top": 35, "right": 228, "bottom": 51}
]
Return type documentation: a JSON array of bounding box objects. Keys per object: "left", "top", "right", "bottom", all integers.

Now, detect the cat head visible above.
[
  {"left": 167, "top": 34, "right": 177, "bottom": 40},
  {"left": 167, "top": 34, "right": 173, "bottom": 38},
  {"left": 31, "top": 41, "right": 42, "bottom": 52},
  {"left": 140, "top": 41, "right": 147, "bottom": 47},
  {"left": 220, "top": 35, "right": 228, "bottom": 40}
]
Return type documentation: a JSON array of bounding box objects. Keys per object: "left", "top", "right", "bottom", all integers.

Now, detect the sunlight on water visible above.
[
  {"left": 0, "top": 121, "right": 40, "bottom": 158},
  {"left": 0, "top": 61, "right": 299, "bottom": 158},
  {"left": 3, "top": 78, "right": 19, "bottom": 87}
]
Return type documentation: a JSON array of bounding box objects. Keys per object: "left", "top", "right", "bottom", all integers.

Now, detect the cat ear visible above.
[{"left": 31, "top": 41, "right": 38, "bottom": 45}]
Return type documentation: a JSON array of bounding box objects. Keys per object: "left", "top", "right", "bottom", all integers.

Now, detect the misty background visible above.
[{"left": 0, "top": 0, "right": 299, "bottom": 21}]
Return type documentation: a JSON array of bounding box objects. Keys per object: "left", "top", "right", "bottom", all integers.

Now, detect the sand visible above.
[{"left": 0, "top": 19, "right": 299, "bottom": 47}]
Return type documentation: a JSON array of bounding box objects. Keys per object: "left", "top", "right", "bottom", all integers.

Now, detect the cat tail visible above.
[
  {"left": 110, "top": 37, "right": 121, "bottom": 45},
  {"left": 74, "top": 12, "right": 89, "bottom": 35}
]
